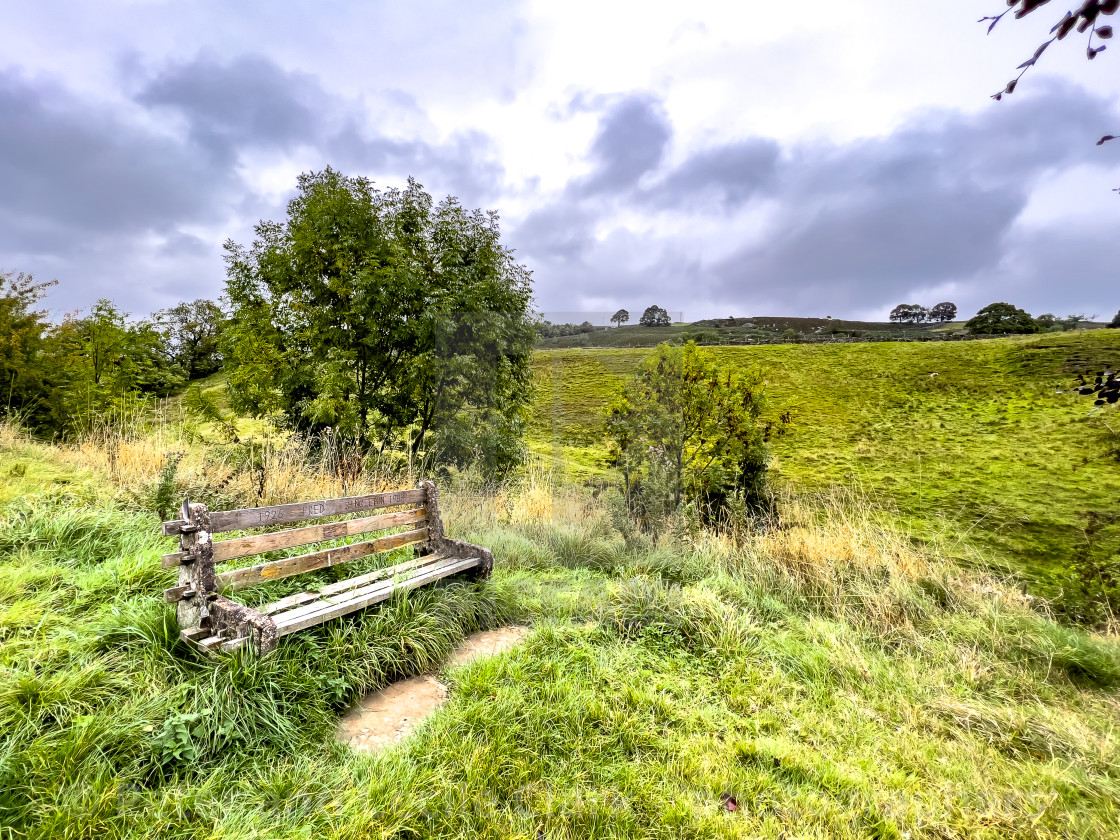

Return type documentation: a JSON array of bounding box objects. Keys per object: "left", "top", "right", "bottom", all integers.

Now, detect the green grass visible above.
[
  {"left": 527, "top": 331, "right": 1120, "bottom": 604},
  {"left": 2, "top": 458, "right": 1120, "bottom": 839},
  {"left": 4, "top": 331, "right": 1120, "bottom": 839}
]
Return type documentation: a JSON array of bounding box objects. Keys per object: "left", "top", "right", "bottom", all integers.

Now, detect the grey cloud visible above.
[
  {"left": 327, "top": 126, "right": 505, "bottom": 207},
  {"left": 576, "top": 94, "right": 671, "bottom": 195},
  {"left": 0, "top": 69, "right": 234, "bottom": 244},
  {"left": 640, "top": 138, "right": 780, "bottom": 210},
  {"left": 707, "top": 81, "right": 1119, "bottom": 314},
  {"left": 518, "top": 80, "right": 1119, "bottom": 319},
  {"left": 510, "top": 204, "right": 596, "bottom": 263},
  {"left": 136, "top": 55, "right": 323, "bottom": 159}
]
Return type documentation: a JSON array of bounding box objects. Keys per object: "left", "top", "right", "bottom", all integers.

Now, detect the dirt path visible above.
[{"left": 337, "top": 625, "right": 529, "bottom": 752}]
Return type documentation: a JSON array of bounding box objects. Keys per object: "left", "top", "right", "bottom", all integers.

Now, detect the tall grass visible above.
[{"left": 2, "top": 418, "right": 1120, "bottom": 838}]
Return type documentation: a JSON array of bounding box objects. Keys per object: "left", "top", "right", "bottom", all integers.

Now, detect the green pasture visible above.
[
  {"left": 528, "top": 331, "right": 1120, "bottom": 601},
  {"left": 3, "top": 450, "right": 1120, "bottom": 839}
]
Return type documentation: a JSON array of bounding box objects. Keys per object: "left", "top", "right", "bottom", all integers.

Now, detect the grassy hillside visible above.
[
  {"left": 528, "top": 330, "right": 1120, "bottom": 605},
  {"left": 2, "top": 424, "right": 1120, "bottom": 839},
  {"left": 535, "top": 316, "right": 951, "bottom": 349}
]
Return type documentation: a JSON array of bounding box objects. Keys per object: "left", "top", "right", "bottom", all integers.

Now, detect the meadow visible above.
[
  {"left": 2, "top": 329, "right": 1120, "bottom": 839},
  {"left": 528, "top": 330, "right": 1120, "bottom": 611}
]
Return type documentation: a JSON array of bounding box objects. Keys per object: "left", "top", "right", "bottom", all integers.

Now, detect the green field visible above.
[
  {"left": 3, "top": 427, "right": 1120, "bottom": 839},
  {"left": 528, "top": 331, "right": 1120, "bottom": 605},
  {"left": 3, "top": 331, "right": 1120, "bottom": 839}
]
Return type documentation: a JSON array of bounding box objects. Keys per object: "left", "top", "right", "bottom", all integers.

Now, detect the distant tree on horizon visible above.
[
  {"left": 639, "top": 305, "right": 672, "bottom": 327},
  {"left": 889, "top": 304, "right": 928, "bottom": 324},
  {"left": 611, "top": 308, "right": 630, "bottom": 328},
  {"left": 930, "top": 301, "right": 958, "bottom": 323},
  {"left": 966, "top": 302, "right": 1040, "bottom": 334}
]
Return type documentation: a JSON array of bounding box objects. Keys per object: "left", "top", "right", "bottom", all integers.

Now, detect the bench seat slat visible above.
[
  {"left": 216, "top": 527, "right": 429, "bottom": 593},
  {"left": 162, "top": 489, "right": 427, "bottom": 535},
  {"left": 264, "top": 554, "right": 457, "bottom": 624},
  {"left": 258, "top": 552, "right": 451, "bottom": 616},
  {"left": 274, "top": 556, "right": 481, "bottom": 636},
  {"left": 161, "top": 508, "right": 427, "bottom": 568}
]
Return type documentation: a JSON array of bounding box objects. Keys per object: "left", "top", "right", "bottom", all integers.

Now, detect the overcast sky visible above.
[{"left": 3, "top": 0, "right": 1118, "bottom": 323}]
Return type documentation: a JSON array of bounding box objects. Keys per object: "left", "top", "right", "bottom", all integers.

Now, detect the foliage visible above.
[
  {"left": 0, "top": 271, "right": 56, "bottom": 431},
  {"left": 889, "top": 303, "right": 929, "bottom": 324},
  {"left": 930, "top": 301, "right": 958, "bottom": 322},
  {"left": 610, "top": 308, "right": 629, "bottom": 327},
  {"left": 48, "top": 299, "right": 185, "bottom": 433},
  {"left": 223, "top": 168, "right": 535, "bottom": 474},
  {"left": 638, "top": 305, "right": 671, "bottom": 327},
  {"left": 983, "top": 1, "right": 1118, "bottom": 108},
  {"left": 966, "top": 301, "right": 1040, "bottom": 334},
  {"left": 154, "top": 298, "right": 226, "bottom": 379},
  {"left": 1109, "top": 309, "right": 1120, "bottom": 327},
  {"left": 535, "top": 320, "right": 604, "bottom": 339},
  {"left": 604, "top": 342, "right": 770, "bottom": 529},
  {"left": 528, "top": 330, "right": 1120, "bottom": 615},
  {"left": 1037, "top": 312, "right": 1058, "bottom": 328}
]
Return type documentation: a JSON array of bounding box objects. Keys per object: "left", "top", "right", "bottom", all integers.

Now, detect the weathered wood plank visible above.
[
  {"left": 258, "top": 552, "right": 449, "bottom": 616},
  {"left": 160, "top": 508, "right": 427, "bottom": 568},
  {"left": 215, "top": 527, "right": 429, "bottom": 593},
  {"left": 275, "top": 556, "right": 480, "bottom": 635},
  {"left": 161, "top": 489, "right": 426, "bottom": 535},
  {"left": 266, "top": 557, "right": 468, "bottom": 627},
  {"left": 219, "top": 636, "right": 250, "bottom": 653},
  {"left": 164, "top": 584, "right": 194, "bottom": 604}
]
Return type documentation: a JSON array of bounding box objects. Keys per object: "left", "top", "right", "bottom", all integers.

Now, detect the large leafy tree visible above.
[
  {"left": 966, "top": 302, "right": 1041, "bottom": 334},
  {"left": 610, "top": 309, "right": 629, "bottom": 327},
  {"left": 223, "top": 168, "right": 534, "bottom": 472},
  {"left": 605, "top": 342, "right": 771, "bottom": 524}
]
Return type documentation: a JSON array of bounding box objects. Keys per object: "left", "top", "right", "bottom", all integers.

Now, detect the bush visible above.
[{"left": 604, "top": 342, "right": 775, "bottom": 531}]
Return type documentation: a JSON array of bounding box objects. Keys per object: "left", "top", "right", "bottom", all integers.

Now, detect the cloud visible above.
[
  {"left": 0, "top": 68, "right": 236, "bottom": 244},
  {"left": 328, "top": 126, "right": 505, "bottom": 207},
  {"left": 0, "top": 55, "right": 510, "bottom": 316},
  {"left": 514, "top": 79, "right": 1120, "bottom": 319},
  {"left": 575, "top": 94, "right": 672, "bottom": 195},
  {"left": 640, "top": 137, "right": 780, "bottom": 211},
  {"left": 135, "top": 54, "right": 323, "bottom": 160}
]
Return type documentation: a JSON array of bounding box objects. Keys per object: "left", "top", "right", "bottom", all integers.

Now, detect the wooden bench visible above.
[{"left": 160, "top": 480, "right": 491, "bottom": 655}]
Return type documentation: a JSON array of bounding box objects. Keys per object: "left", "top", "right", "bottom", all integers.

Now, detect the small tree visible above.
[
  {"left": 604, "top": 342, "right": 771, "bottom": 528},
  {"left": 154, "top": 298, "right": 225, "bottom": 380},
  {"left": 610, "top": 309, "right": 630, "bottom": 328},
  {"left": 1037, "top": 313, "right": 1058, "bottom": 329},
  {"left": 639, "top": 305, "right": 672, "bottom": 327},
  {"left": 930, "top": 301, "right": 958, "bottom": 323},
  {"left": 966, "top": 302, "right": 1040, "bottom": 334},
  {"left": 1109, "top": 309, "right": 1120, "bottom": 328}
]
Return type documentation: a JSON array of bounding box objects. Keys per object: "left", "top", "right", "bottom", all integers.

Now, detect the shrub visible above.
[{"left": 604, "top": 342, "right": 775, "bottom": 530}]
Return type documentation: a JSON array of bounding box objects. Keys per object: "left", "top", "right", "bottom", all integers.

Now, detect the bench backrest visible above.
[{"left": 161, "top": 483, "right": 443, "bottom": 607}]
